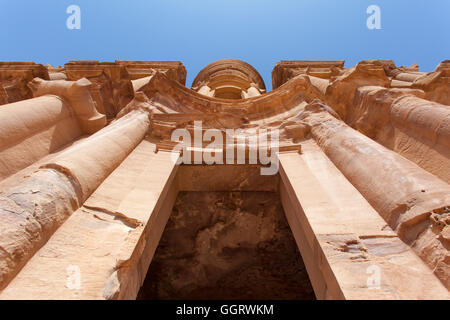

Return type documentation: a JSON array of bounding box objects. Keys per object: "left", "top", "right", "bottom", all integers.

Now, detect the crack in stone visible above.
[{"left": 82, "top": 205, "right": 142, "bottom": 229}]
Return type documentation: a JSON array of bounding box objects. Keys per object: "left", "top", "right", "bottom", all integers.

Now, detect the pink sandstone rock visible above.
[{"left": 0, "top": 59, "right": 448, "bottom": 300}]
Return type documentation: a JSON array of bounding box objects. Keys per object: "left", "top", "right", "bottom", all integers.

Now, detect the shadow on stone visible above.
[{"left": 138, "top": 191, "right": 315, "bottom": 300}]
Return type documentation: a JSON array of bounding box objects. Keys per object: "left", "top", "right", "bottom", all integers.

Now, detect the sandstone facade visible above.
[{"left": 0, "top": 59, "right": 448, "bottom": 300}]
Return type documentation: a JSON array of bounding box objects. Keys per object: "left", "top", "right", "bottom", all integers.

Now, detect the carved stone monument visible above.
[{"left": 0, "top": 59, "right": 448, "bottom": 300}]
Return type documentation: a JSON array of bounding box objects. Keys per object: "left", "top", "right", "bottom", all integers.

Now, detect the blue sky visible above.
[{"left": 1, "top": 0, "right": 449, "bottom": 90}]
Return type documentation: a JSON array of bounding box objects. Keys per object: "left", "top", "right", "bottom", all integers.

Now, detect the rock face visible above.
[
  {"left": 0, "top": 58, "right": 449, "bottom": 300},
  {"left": 0, "top": 62, "right": 49, "bottom": 105},
  {"left": 138, "top": 191, "right": 314, "bottom": 300},
  {"left": 64, "top": 61, "right": 134, "bottom": 119}
]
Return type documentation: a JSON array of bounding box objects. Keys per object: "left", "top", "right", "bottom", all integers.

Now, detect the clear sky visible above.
[{"left": 1, "top": 0, "right": 449, "bottom": 90}]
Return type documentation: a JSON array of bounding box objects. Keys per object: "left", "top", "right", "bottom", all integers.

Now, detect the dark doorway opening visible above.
[{"left": 138, "top": 190, "right": 315, "bottom": 300}]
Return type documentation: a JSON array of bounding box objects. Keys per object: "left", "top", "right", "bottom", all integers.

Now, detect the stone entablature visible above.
[
  {"left": 116, "top": 60, "right": 187, "bottom": 85},
  {"left": 272, "top": 60, "right": 345, "bottom": 88}
]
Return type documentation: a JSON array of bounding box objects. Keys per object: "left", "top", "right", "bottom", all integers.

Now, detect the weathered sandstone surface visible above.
[
  {"left": 138, "top": 191, "right": 314, "bottom": 300},
  {"left": 0, "top": 58, "right": 448, "bottom": 300}
]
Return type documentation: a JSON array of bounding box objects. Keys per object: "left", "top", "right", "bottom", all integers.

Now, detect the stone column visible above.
[
  {"left": 278, "top": 143, "right": 449, "bottom": 299},
  {"left": 0, "top": 95, "right": 82, "bottom": 180},
  {"left": 0, "top": 110, "right": 150, "bottom": 290},
  {"left": 352, "top": 86, "right": 450, "bottom": 183},
  {"left": 43, "top": 110, "right": 150, "bottom": 201},
  {"left": 0, "top": 146, "right": 180, "bottom": 300},
  {"left": 391, "top": 95, "right": 450, "bottom": 151},
  {"left": 298, "top": 100, "right": 450, "bottom": 288}
]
